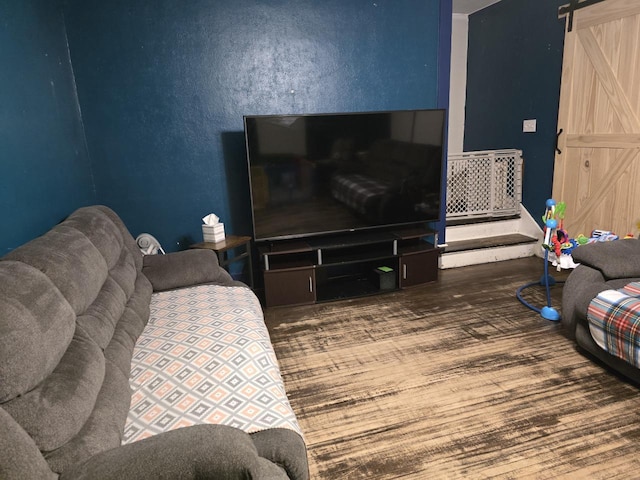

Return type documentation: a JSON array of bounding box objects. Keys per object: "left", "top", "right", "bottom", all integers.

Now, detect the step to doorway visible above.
[
  {"left": 446, "top": 214, "right": 520, "bottom": 227},
  {"left": 440, "top": 233, "right": 539, "bottom": 269},
  {"left": 441, "top": 206, "right": 543, "bottom": 269},
  {"left": 445, "top": 233, "right": 538, "bottom": 253}
]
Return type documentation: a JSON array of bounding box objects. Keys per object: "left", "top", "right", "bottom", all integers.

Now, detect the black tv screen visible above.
[{"left": 244, "top": 109, "right": 445, "bottom": 242}]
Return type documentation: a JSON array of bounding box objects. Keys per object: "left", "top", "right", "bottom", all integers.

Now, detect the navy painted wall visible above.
[
  {"left": 437, "top": 0, "right": 452, "bottom": 241},
  {"left": 63, "top": 0, "right": 447, "bottom": 251},
  {"left": 464, "top": 0, "right": 565, "bottom": 222},
  {"left": 0, "top": 0, "right": 94, "bottom": 254}
]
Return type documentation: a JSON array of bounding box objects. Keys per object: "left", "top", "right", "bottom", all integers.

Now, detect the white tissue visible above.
[
  {"left": 202, "top": 213, "right": 219, "bottom": 225},
  {"left": 202, "top": 213, "right": 225, "bottom": 243}
]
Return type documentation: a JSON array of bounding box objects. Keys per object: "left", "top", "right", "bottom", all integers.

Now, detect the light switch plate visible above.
[{"left": 523, "top": 119, "right": 537, "bottom": 132}]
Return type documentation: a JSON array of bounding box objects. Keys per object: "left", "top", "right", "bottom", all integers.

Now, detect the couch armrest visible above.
[
  {"left": 561, "top": 265, "right": 607, "bottom": 339},
  {"left": 60, "top": 425, "right": 293, "bottom": 480},
  {"left": 251, "top": 428, "right": 309, "bottom": 480},
  {"left": 142, "top": 249, "right": 241, "bottom": 292},
  {"left": 571, "top": 238, "right": 640, "bottom": 279}
]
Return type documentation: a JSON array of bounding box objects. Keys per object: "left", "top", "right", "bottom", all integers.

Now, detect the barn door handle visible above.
[{"left": 555, "top": 129, "right": 563, "bottom": 154}]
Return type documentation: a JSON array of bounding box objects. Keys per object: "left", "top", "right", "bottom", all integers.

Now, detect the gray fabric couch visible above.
[
  {"left": 0, "top": 205, "right": 308, "bottom": 479},
  {"left": 561, "top": 238, "right": 640, "bottom": 384}
]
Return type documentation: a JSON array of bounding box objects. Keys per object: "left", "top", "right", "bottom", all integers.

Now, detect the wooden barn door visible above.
[{"left": 554, "top": 0, "right": 640, "bottom": 237}]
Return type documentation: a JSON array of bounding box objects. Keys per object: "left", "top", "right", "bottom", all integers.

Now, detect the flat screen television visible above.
[{"left": 244, "top": 109, "right": 445, "bottom": 242}]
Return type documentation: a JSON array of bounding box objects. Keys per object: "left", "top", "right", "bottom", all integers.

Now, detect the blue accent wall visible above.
[
  {"left": 437, "top": 0, "right": 452, "bottom": 243},
  {"left": 464, "top": 0, "right": 565, "bottom": 223},
  {"left": 0, "top": 0, "right": 94, "bottom": 254},
  {"left": 62, "top": 0, "right": 447, "bottom": 251}
]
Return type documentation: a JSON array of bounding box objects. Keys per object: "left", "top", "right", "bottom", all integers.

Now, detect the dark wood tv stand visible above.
[{"left": 258, "top": 226, "right": 441, "bottom": 307}]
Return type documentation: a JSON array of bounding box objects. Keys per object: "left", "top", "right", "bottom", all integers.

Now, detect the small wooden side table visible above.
[{"left": 190, "top": 235, "right": 253, "bottom": 288}]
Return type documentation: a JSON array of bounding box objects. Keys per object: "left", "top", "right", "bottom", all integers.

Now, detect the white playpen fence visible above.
[{"left": 446, "top": 149, "right": 523, "bottom": 220}]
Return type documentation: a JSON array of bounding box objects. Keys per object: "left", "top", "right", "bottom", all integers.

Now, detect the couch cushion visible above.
[
  {"left": 124, "top": 284, "right": 303, "bottom": 444},
  {"left": 44, "top": 275, "right": 153, "bottom": 474},
  {"left": 3, "top": 326, "right": 106, "bottom": 451},
  {"left": 0, "top": 261, "right": 76, "bottom": 402},
  {"left": 93, "top": 205, "right": 144, "bottom": 272},
  {"left": 0, "top": 407, "right": 56, "bottom": 480},
  {"left": 108, "top": 247, "right": 139, "bottom": 299},
  {"left": 4, "top": 225, "right": 109, "bottom": 315},
  {"left": 43, "top": 358, "right": 133, "bottom": 474},
  {"left": 105, "top": 275, "right": 153, "bottom": 377},
  {"left": 76, "top": 276, "right": 127, "bottom": 350},
  {"left": 75, "top": 248, "right": 140, "bottom": 350},
  {"left": 572, "top": 238, "right": 640, "bottom": 279},
  {"left": 61, "top": 207, "right": 126, "bottom": 270},
  {"left": 0, "top": 205, "right": 151, "bottom": 476},
  {"left": 141, "top": 249, "right": 236, "bottom": 292}
]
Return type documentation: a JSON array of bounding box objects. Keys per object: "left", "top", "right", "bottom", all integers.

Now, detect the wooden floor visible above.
[{"left": 264, "top": 257, "right": 640, "bottom": 479}]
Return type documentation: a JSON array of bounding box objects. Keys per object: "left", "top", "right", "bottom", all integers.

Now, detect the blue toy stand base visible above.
[
  {"left": 516, "top": 249, "right": 562, "bottom": 322},
  {"left": 541, "top": 306, "right": 560, "bottom": 321}
]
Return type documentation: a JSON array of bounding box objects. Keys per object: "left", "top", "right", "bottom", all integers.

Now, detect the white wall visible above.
[{"left": 448, "top": 13, "right": 469, "bottom": 155}]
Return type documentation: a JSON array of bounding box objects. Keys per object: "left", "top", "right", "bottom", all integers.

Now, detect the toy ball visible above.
[
  {"left": 546, "top": 199, "right": 556, "bottom": 208},
  {"left": 546, "top": 218, "right": 558, "bottom": 229},
  {"left": 577, "top": 234, "right": 589, "bottom": 245}
]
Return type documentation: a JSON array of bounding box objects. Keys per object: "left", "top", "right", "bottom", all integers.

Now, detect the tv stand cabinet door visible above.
[
  {"left": 399, "top": 250, "right": 439, "bottom": 288},
  {"left": 264, "top": 267, "right": 316, "bottom": 307}
]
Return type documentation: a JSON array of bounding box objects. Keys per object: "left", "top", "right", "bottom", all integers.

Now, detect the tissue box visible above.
[{"left": 202, "top": 223, "right": 225, "bottom": 243}]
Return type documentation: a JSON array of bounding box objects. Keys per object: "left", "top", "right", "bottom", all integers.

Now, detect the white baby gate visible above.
[{"left": 446, "top": 149, "right": 523, "bottom": 220}]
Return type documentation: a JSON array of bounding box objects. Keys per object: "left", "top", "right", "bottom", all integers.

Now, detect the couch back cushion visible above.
[
  {"left": 0, "top": 261, "right": 76, "bottom": 402},
  {"left": 0, "top": 206, "right": 150, "bottom": 468}
]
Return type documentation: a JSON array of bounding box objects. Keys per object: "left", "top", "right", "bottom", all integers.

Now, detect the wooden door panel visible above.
[
  {"left": 554, "top": 0, "right": 640, "bottom": 237},
  {"left": 564, "top": 148, "right": 639, "bottom": 235},
  {"left": 577, "top": 0, "right": 640, "bottom": 29}
]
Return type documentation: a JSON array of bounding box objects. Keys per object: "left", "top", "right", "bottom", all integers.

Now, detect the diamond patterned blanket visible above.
[
  {"left": 123, "top": 284, "right": 302, "bottom": 444},
  {"left": 587, "top": 282, "right": 640, "bottom": 368}
]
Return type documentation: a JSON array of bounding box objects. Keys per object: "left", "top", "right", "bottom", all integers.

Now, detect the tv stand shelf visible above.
[{"left": 258, "top": 226, "right": 440, "bottom": 307}]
